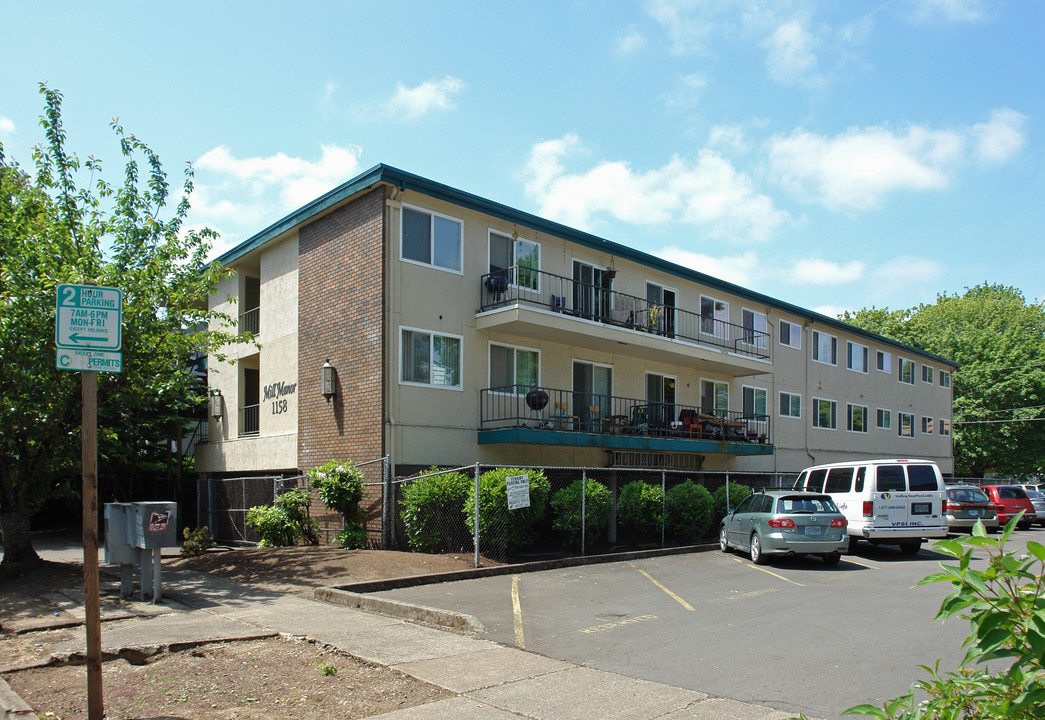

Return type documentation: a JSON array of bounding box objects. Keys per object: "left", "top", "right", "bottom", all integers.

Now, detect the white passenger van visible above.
[{"left": 792, "top": 459, "right": 948, "bottom": 554}]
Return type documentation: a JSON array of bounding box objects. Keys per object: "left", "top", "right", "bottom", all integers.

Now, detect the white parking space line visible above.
[
  {"left": 628, "top": 562, "right": 695, "bottom": 611},
  {"left": 730, "top": 555, "right": 805, "bottom": 586},
  {"left": 841, "top": 556, "right": 880, "bottom": 570},
  {"left": 511, "top": 575, "right": 525, "bottom": 648}
]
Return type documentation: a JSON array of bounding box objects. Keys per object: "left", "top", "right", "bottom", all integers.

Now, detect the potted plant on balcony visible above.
[{"left": 646, "top": 304, "right": 662, "bottom": 333}]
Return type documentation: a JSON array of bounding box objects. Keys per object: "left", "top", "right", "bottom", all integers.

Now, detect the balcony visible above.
[
  {"left": 239, "top": 404, "right": 259, "bottom": 437},
  {"left": 239, "top": 306, "right": 259, "bottom": 335},
  {"left": 479, "top": 386, "right": 773, "bottom": 457},
  {"left": 478, "top": 268, "right": 770, "bottom": 376}
]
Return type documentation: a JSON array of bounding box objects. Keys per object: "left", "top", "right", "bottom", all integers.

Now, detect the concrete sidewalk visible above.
[{"left": 2, "top": 541, "right": 816, "bottom": 720}]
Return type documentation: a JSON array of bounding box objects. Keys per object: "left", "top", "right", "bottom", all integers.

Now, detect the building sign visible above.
[{"left": 506, "top": 474, "right": 531, "bottom": 510}]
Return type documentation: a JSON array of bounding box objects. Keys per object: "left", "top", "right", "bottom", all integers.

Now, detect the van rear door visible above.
[{"left": 871, "top": 465, "right": 912, "bottom": 528}]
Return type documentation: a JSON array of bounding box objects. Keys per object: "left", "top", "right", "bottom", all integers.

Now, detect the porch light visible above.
[
  {"left": 209, "top": 389, "right": 224, "bottom": 420},
  {"left": 321, "top": 360, "right": 337, "bottom": 401}
]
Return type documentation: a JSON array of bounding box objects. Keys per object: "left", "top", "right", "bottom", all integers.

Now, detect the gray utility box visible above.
[
  {"left": 104, "top": 502, "right": 137, "bottom": 565},
  {"left": 130, "top": 502, "right": 177, "bottom": 548},
  {"left": 103, "top": 501, "right": 178, "bottom": 602}
]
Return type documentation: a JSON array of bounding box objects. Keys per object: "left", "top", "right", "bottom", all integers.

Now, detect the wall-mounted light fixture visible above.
[
  {"left": 321, "top": 360, "right": 337, "bottom": 401},
  {"left": 209, "top": 389, "right": 224, "bottom": 420}
]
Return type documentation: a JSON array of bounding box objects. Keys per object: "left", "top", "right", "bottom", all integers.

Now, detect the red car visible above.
[{"left": 978, "top": 485, "right": 1038, "bottom": 530}]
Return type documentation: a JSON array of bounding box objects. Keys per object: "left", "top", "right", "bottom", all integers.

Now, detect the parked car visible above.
[
  {"left": 944, "top": 485, "right": 999, "bottom": 533},
  {"left": 720, "top": 490, "right": 849, "bottom": 566},
  {"left": 978, "top": 484, "right": 1037, "bottom": 530},
  {"left": 1024, "top": 489, "right": 1045, "bottom": 527}
]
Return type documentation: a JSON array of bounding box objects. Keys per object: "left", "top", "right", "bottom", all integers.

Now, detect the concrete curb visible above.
[
  {"left": 0, "top": 678, "right": 34, "bottom": 720},
  {"left": 314, "top": 587, "right": 487, "bottom": 632}
]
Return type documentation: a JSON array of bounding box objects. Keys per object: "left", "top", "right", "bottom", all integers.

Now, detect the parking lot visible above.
[{"left": 374, "top": 530, "right": 1040, "bottom": 720}]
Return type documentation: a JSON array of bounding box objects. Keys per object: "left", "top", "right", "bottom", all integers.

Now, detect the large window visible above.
[
  {"left": 876, "top": 408, "right": 892, "bottom": 430},
  {"left": 401, "top": 206, "right": 462, "bottom": 272},
  {"left": 646, "top": 282, "right": 677, "bottom": 336},
  {"left": 779, "top": 391, "right": 801, "bottom": 418},
  {"left": 898, "top": 412, "right": 914, "bottom": 438},
  {"left": 899, "top": 358, "right": 915, "bottom": 385},
  {"left": 489, "top": 230, "right": 540, "bottom": 291},
  {"left": 847, "top": 403, "right": 868, "bottom": 433},
  {"left": 700, "top": 296, "right": 728, "bottom": 337},
  {"left": 779, "top": 320, "right": 801, "bottom": 349},
  {"left": 489, "top": 343, "right": 539, "bottom": 393},
  {"left": 847, "top": 341, "right": 869, "bottom": 373},
  {"left": 700, "top": 379, "right": 729, "bottom": 417},
  {"left": 812, "top": 331, "right": 837, "bottom": 365},
  {"left": 813, "top": 398, "right": 837, "bottom": 429},
  {"left": 401, "top": 328, "right": 462, "bottom": 389},
  {"left": 742, "top": 309, "right": 768, "bottom": 348},
  {"left": 742, "top": 386, "right": 767, "bottom": 418}
]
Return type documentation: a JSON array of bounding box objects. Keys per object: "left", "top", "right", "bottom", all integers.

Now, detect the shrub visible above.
[
  {"left": 464, "top": 467, "right": 550, "bottom": 558},
  {"left": 309, "top": 460, "right": 366, "bottom": 549},
  {"left": 400, "top": 467, "right": 472, "bottom": 553},
  {"left": 180, "top": 526, "right": 215, "bottom": 557},
  {"left": 245, "top": 487, "right": 319, "bottom": 548},
  {"left": 550, "top": 479, "right": 612, "bottom": 549},
  {"left": 665, "top": 480, "right": 713, "bottom": 543},
  {"left": 711, "top": 482, "right": 751, "bottom": 527},
  {"left": 617, "top": 480, "right": 664, "bottom": 542}
]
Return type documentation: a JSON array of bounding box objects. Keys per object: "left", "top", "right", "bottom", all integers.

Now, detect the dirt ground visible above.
[{"left": 1, "top": 545, "right": 484, "bottom": 719}]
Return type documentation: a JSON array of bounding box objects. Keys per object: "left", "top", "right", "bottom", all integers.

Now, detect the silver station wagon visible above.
[{"left": 720, "top": 490, "right": 849, "bottom": 566}]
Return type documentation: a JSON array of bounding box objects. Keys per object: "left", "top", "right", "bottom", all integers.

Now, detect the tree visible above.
[
  {"left": 0, "top": 85, "right": 244, "bottom": 574},
  {"left": 842, "top": 284, "right": 1045, "bottom": 476}
]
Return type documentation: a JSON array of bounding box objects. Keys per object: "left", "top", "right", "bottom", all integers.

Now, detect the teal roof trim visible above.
[{"left": 215, "top": 164, "right": 957, "bottom": 368}]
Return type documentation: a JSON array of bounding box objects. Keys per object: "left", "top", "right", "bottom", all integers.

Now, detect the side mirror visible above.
[{"left": 726, "top": 507, "right": 735, "bottom": 515}]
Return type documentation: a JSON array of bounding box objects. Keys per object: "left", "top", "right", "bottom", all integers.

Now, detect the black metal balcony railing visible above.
[
  {"left": 480, "top": 267, "right": 770, "bottom": 359},
  {"left": 239, "top": 306, "right": 259, "bottom": 335},
  {"left": 239, "top": 404, "right": 259, "bottom": 437},
  {"left": 480, "top": 386, "right": 770, "bottom": 444}
]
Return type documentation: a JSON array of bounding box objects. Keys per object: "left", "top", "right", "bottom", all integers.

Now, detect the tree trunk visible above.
[{"left": 0, "top": 510, "right": 42, "bottom": 573}]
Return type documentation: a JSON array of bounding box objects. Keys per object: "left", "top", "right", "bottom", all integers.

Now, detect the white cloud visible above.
[
  {"left": 657, "top": 247, "right": 762, "bottom": 288},
  {"left": 812, "top": 304, "right": 850, "bottom": 319},
  {"left": 646, "top": 0, "right": 791, "bottom": 55},
  {"left": 615, "top": 26, "right": 647, "bottom": 55},
  {"left": 973, "top": 107, "right": 1026, "bottom": 162},
  {"left": 522, "top": 135, "right": 788, "bottom": 242},
  {"left": 768, "top": 125, "right": 964, "bottom": 209},
  {"left": 0, "top": 115, "right": 14, "bottom": 136},
  {"left": 764, "top": 20, "right": 818, "bottom": 85},
  {"left": 382, "top": 76, "right": 465, "bottom": 121},
  {"left": 869, "top": 256, "right": 946, "bottom": 297},
  {"left": 909, "top": 0, "right": 986, "bottom": 23},
  {"left": 787, "top": 257, "right": 865, "bottom": 285},
  {"left": 708, "top": 125, "right": 748, "bottom": 153}
]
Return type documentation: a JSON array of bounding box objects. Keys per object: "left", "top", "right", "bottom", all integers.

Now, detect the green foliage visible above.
[
  {"left": 617, "top": 480, "right": 664, "bottom": 542},
  {"left": 665, "top": 480, "right": 714, "bottom": 543},
  {"left": 318, "top": 662, "right": 338, "bottom": 677},
  {"left": 711, "top": 482, "right": 751, "bottom": 527},
  {"left": 465, "top": 467, "right": 550, "bottom": 557},
  {"left": 333, "top": 526, "right": 368, "bottom": 550},
  {"left": 245, "top": 488, "right": 319, "bottom": 548},
  {"left": 400, "top": 467, "right": 472, "bottom": 553},
  {"left": 550, "top": 478, "right": 612, "bottom": 549},
  {"left": 842, "top": 284, "right": 1045, "bottom": 476},
  {"left": 840, "top": 519, "right": 1045, "bottom": 719},
  {"left": 180, "top": 526, "right": 215, "bottom": 557},
  {"left": 309, "top": 460, "right": 366, "bottom": 548}
]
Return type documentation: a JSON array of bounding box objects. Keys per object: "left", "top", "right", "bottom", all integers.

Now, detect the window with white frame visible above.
[
  {"left": 940, "top": 370, "right": 951, "bottom": 388},
  {"left": 847, "top": 404, "right": 869, "bottom": 433},
  {"left": 899, "top": 357, "right": 915, "bottom": 385},
  {"left": 812, "top": 331, "right": 837, "bottom": 365},
  {"left": 700, "top": 296, "right": 728, "bottom": 337},
  {"left": 876, "top": 408, "right": 891, "bottom": 430},
  {"left": 940, "top": 418, "right": 951, "bottom": 436},
  {"left": 921, "top": 365, "right": 934, "bottom": 384},
  {"left": 743, "top": 386, "right": 767, "bottom": 418},
  {"left": 779, "top": 320, "right": 802, "bottom": 349},
  {"left": 877, "top": 350, "right": 891, "bottom": 373},
  {"left": 489, "top": 343, "right": 539, "bottom": 393},
  {"left": 813, "top": 398, "right": 837, "bottom": 429},
  {"left": 742, "top": 309, "right": 768, "bottom": 348},
  {"left": 489, "top": 230, "right": 540, "bottom": 291},
  {"left": 401, "top": 206, "right": 462, "bottom": 272},
  {"left": 700, "top": 379, "right": 729, "bottom": 417},
  {"left": 922, "top": 416, "right": 934, "bottom": 434},
  {"left": 779, "top": 391, "right": 801, "bottom": 418},
  {"left": 401, "top": 327, "right": 462, "bottom": 389},
  {"left": 847, "top": 341, "right": 869, "bottom": 373},
  {"left": 898, "top": 412, "right": 914, "bottom": 437}
]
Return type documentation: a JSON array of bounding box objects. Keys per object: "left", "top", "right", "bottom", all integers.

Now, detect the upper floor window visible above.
[
  {"left": 779, "top": 391, "right": 801, "bottom": 418},
  {"left": 847, "top": 404, "right": 869, "bottom": 433},
  {"left": 847, "top": 341, "right": 869, "bottom": 373},
  {"left": 742, "top": 309, "right": 768, "bottom": 348},
  {"left": 489, "top": 230, "right": 540, "bottom": 291},
  {"left": 401, "top": 327, "right": 462, "bottom": 389},
  {"left": 812, "top": 331, "right": 837, "bottom": 366},
  {"left": 742, "top": 386, "right": 767, "bottom": 418},
  {"left": 813, "top": 398, "right": 837, "bottom": 429},
  {"left": 939, "top": 418, "right": 951, "bottom": 436},
  {"left": 700, "top": 379, "right": 729, "bottom": 417},
  {"left": 940, "top": 370, "right": 952, "bottom": 388},
  {"left": 779, "top": 320, "right": 801, "bottom": 349},
  {"left": 921, "top": 365, "right": 934, "bottom": 384},
  {"left": 876, "top": 408, "right": 891, "bottom": 430},
  {"left": 489, "top": 343, "right": 539, "bottom": 393},
  {"left": 899, "top": 358, "right": 915, "bottom": 385},
  {"left": 700, "top": 296, "right": 728, "bottom": 338},
  {"left": 401, "top": 205, "right": 462, "bottom": 272},
  {"left": 877, "top": 350, "right": 891, "bottom": 373},
  {"left": 898, "top": 412, "right": 914, "bottom": 438}
]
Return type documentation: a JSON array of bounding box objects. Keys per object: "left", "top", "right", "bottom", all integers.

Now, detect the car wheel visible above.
[
  {"left": 1018, "top": 521, "right": 1032, "bottom": 531},
  {"left": 750, "top": 533, "right": 768, "bottom": 565},
  {"left": 847, "top": 536, "right": 858, "bottom": 550},
  {"left": 823, "top": 552, "right": 841, "bottom": 567},
  {"left": 899, "top": 541, "right": 921, "bottom": 555},
  {"left": 719, "top": 525, "right": 731, "bottom": 553}
]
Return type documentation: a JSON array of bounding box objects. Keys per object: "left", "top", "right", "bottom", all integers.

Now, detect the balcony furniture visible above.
[
  {"left": 624, "top": 405, "right": 649, "bottom": 434},
  {"left": 485, "top": 274, "right": 509, "bottom": 301},
  {"left": 525, "top": 388, "right": 549, "bottom": 426}
]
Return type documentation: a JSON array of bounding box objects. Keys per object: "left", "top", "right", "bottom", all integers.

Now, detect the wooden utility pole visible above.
[{"left": 82, "top": 370, "right": 104, "bottom": 719}]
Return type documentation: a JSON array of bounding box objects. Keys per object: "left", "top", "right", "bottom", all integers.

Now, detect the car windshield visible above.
[
  {"left": 777, "top": 496, "right": 839, "bottom": 514},
  {"left": 949, "top": 488, "right": 988, "bottom": 503},
  {"left": 998, "top": 486, "right": 1028, "bottom": 499}
]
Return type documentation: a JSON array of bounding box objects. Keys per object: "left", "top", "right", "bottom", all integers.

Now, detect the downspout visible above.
[{"left": 804, "top": 320, "right": 815, "bottom": 465}]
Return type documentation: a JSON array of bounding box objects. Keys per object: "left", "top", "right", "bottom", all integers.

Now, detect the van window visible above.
[
  {"left": 807, "top": 468, "right": 828, "bottom": 492},
  {"left": 855, "top": 466, "right": 866, "bottom": 492},
  {"left": 876, "top": 466, "right": 906, "bottom": 492},
  {"left": 794, "top": 471, "right": 807, "bottom": 490},
  {"left": 908, "top": 465, "right": 939, "bottom": 491},
  {"left": 825, "top": 467, "right": 854, "bottom": 493}
]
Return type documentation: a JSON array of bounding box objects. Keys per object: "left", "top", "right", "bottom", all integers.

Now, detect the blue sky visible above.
[{"left": 2, "top": 0, "right": 1041, "bottom": 316}]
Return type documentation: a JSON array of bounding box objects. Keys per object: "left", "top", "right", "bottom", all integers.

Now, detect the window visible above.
[
  {"left": 908, "top": 465, "right": 940, "bottom": 491},
  {"left": 401, "top": 206, "right": 462, "bottom": 272},
  {"left": 898, "top": 412, "right": 914, "bottom": 438},
  {"left": 646, "top": 373, "right": 677, "bottom": 427},
  {"left": 779, "top": 320, "right": 802, "bottom": 349},
  {"left": 824, "top": 467, "right": 854, "bottom": 493},
  {"left": 742, "top": 309, "right": 768, "bottom": 348},
  {"left": 779, "top": 391, "right": 801, "bottom": 418},
  {"left": 876, "top": 408, "right": 891, "bottom": 430},
  {"left": 877, "top": 466, "right": 906, "bottom": 492},
  {"left": 742, "top": 386, "right": 767, "bottom": 418},
  {"left": 489, "top": 343, "right": 539, "bottom": 393},
  {"left": 700, "top": 379, "right": 729, "bottom": 417},
  {"left": 646, "top": 283, "right": 677, "bottom": 336},
  {"left": 847, "top": 404, "right": 868, "bottom": 433},
  {"left": 489, "top": 230, "right": 540, "bottom": 290},
  {"left": 921, "top": 365, "right": 934, "bottom": 384},
  {"left": 940, "top": 370, "right": 951, "bottom": 388},
  {"left": 877, "top": 350, "right": 891, "bottom": 373},
  {"left": 700, "top": 296, "right": 728, "bottom": 337},
  {"left": 812, "top": 331, "right": 837, "bottom": 365},
  {"left": 813, "top": 398, "right": 837, "bottom": 429},
  {"left": 922, "top": 416, "right": 934, "bottom": 434},
  {"left": 940, "top": 418, "right": 951, "bottom": 436},
  {"left": 401, "top": 328, "right": 462, "bottom": 389},
  {"left": 899, "top": 358, "right": 915, "bottom": 384},
  {"left": 847, "top": 341, "right": 869, "bottom": 373}
]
